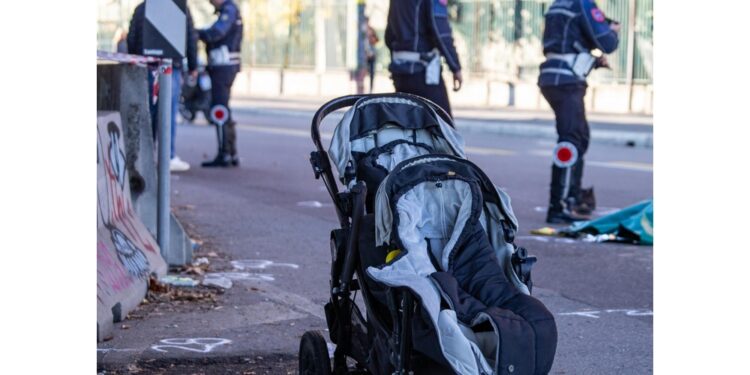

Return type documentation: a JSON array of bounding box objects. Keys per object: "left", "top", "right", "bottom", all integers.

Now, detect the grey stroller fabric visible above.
[
  {"left": 329, "top": 96, "right": 466, "bottom": 185},
  {"left": 367, "top": 156, "right": 557, "bottom": 375}
]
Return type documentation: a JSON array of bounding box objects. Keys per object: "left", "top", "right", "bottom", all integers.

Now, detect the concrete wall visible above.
[
  {"left": 97, "top": 111, "right": 168, "bottom": 342},
  {"left": 233, "top": 67, "right": 653, "bottom": 115},
  {"left": 97, "top": 63, "right": 193, "bottom": 266}
]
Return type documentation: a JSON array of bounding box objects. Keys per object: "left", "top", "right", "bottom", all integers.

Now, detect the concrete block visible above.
[
  {"left": 97, "top": 63, "right": 158, "bottom": 236},
  {"left": 450, "top": 78, "right": 489, "bottom": 107},
  {"left": 487, "top": 81, "right": 511, "bottom": 107},
  {"left": 165, "top": 212, "right": 193, "bottom": 266},
  {"left": 513, "top": 82, "right": 544, "bottom": 110},
  {"left": 591, "top": 85, "right": 630, "bottom": 114},
  {"left": 97, "top": 111, "right": 167, "bottom": 342},
  {"left": 282, "top": 70, "right": 321, "bottom": 96},
  {"left": 245, "top": 68, "right": 281, "bottom": 96},
  {"left": 97, "top": 63, "right": 194, "bottom": 267}
]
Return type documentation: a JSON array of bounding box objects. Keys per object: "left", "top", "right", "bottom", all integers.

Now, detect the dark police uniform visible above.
[
  {"left": 385, "top": 0, "right": 461, "bottom": 116},
  {"left": 538, "top": 0, "right": 619, "bottom": 223},
  {"left": 198, "top": 0, "right": 243, "bottom": 167}
]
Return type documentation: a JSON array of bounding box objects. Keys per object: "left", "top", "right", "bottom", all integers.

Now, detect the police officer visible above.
[
  {"left": 385, "top": 0, "right": 463, "bottom": 117},
  {"left": 538, "top": 0, "right": 620, "bottom": 224},
  {"left": 199, "top": 0, "right": 243, "bottom": 167}
]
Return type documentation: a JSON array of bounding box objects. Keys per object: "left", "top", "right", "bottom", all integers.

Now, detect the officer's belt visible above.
[
  {"left": 543, "top": 53, "right": 576, "bottom": 76},
  {"left": 544, "top": 52, "right": 596, "bottom": 79},
  {"left": 209, "top": 50, "right": 241, "bottom": 66},
  {"left": 392, "top": 50, "right": 438, "bottom": 63},
  {"left": 545, "top": 53, "right": 576, "bottom": 66}
]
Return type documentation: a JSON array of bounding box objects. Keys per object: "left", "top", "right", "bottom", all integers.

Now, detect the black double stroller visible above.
[{"left": 301, "top": 93, "right": 558, "bottom": 375}]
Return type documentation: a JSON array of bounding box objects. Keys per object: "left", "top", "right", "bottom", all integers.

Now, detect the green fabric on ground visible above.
[{"left": 566, "top": 200, "right": 653, "bottom": 245}]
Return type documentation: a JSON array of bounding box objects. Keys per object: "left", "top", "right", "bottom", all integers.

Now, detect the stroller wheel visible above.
[{"left": 299, "top": 331, "right": 332, "bottom": 375}]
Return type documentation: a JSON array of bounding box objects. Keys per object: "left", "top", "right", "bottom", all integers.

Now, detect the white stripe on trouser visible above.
[{"left": 562, "top": 166, "right": 571, "bottom": 202}]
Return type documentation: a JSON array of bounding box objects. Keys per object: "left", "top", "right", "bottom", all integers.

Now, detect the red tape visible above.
[{"left": 97, "top": 50, "right": 170, "bottom": 67}]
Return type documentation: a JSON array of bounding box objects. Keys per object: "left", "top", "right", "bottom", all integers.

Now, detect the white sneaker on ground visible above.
[{"left": 170, "top": 156, "right": 191, "bottom": 172}]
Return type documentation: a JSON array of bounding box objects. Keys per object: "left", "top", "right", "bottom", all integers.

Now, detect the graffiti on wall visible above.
[{"left": 97, "top": 112, "right": 166, "bottom": 341}]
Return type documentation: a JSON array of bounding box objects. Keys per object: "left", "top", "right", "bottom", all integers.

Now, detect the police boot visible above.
[
  {"left": 202, "top": 124, "right": 232, "bottom": 168},
  {"left": 225, "top": 120, "right": 240, "bottom": 167},
  {"left": 569, "top": 159, "right": 594, "bottom": 215},
  {"left": 546, "top": 164, "right": 591, "bottom": 224}
]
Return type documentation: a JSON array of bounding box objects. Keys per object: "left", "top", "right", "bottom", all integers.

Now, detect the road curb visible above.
[{"left": 456, "top": 119, "right": 653, "bottom": 148}]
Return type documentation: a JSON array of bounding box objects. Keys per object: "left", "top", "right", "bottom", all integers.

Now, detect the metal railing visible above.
[{"left": 97, "top": 0, "right": 652, "bottom": 84}]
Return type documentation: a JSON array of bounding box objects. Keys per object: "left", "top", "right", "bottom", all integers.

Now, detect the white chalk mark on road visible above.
[
  {"left": 516, "top": 235, "right": 578, "bottom": 244},
  {"left": 231, "top": 259, "right": 300, "bottom": 270},
  {"left": 97, "top": 348, "right": 138, "bottom": 353},
  {"left": 587, "top": 160, "right": 652, "bottom": 172},
  {"left": 558, "top": 309, "right": 653, "bottom": 319},
  {"left": 151, "top": 338, "right": 232, "bottom": 353},
  {"left": 465, "top": 146, "right": 515, "bottom": 156},
  {"left": 533, "top": 206, "right": 621, "bottom": 216},
  {"left": 297, "top": 200, "right": 332, "bottom": 208},
  {"left": 207, "top": 272, "right": 275, "bottom": 282}
]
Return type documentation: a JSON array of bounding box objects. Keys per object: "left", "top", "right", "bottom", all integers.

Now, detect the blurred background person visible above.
[
  {"left": 112, "top": 27, "right": 128, "bottom": 53},
  {"left": 127, "top": 1, "right": 198, "bottom": 172},
  {"left": 365, "top": 17, "right": 379, "bottom": 94}
]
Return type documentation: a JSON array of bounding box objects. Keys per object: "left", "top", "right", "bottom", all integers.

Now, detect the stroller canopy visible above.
[{"left": 328, "top": 95, "right": 466, "bottom": 183}]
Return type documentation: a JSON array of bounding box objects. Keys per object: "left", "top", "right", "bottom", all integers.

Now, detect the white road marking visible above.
[
  {"left": 231, "top": 259, "right": 300, "bottom": 270},
  {"left": 587, "top": 160, "right": 653, "bottom": 172},
  {"left": 516, "top": 235, "right": 578, "bottom": 244},
  {"left": 533, "top": 206, "right": 622, "bottom": 216},
  {"left": 558, "top": 309, "right": 653, "bottom": 319},
  {"left": 297, "top": 200, "right": 332, "bottom": 208},
  {"left": 465, "top": 146, "right": 515, "bottom": 156},
  {"left": 206, "top": 272, "right": 276, "bottom": 282},
  {"left": 151, "top": 338, "right": 232, "bottom": 353}
]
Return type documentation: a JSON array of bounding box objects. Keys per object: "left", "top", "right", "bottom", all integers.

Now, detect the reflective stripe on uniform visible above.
[
  {"left": 392, "top": 50, "right": 422, "bottom": 62},
  {"left": 546, "top": 8, "right": 578, "bottom": 17},
  {"left": 541, "top": 68, "right": 575, "bottom": 76}
]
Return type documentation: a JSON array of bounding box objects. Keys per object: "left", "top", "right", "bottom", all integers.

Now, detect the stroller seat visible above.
[
  {"left": 368, "top": 155, "right": 557, "bottom": 374},
  {"left": 305, "top": 94, "right": 557, "bottom": 375}
]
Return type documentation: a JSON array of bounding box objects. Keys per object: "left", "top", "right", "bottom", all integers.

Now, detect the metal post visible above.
[
  {"left": 314, "top": 0, "right": 327, "bottom": 95},
  {"left": 625, "top": 0, "right": 637, "bottom": 112},
  {"left": 157, "top": 59, "right": 172, "bottom": 259}
]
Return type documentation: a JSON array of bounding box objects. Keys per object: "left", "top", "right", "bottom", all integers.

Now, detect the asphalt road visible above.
[{"left": 98, "top": 105, "right": 653, "bottom": 374}]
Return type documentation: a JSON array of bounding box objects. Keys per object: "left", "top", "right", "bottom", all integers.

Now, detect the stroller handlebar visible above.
[{"left": 310, "top": 93, "right": 454, "bottom": 153}]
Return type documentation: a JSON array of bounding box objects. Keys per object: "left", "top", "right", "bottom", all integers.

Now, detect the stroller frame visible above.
[
  {"left": 305, "top": 93, "right": 536, "bottom": 375},
  {"left": 307, "top": 93, "right": 456, "bottom": 374}
]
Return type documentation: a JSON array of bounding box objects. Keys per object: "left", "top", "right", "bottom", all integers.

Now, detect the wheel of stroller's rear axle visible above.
[{"left": 299, "top": 331, "right": 332, "bottom": 375}]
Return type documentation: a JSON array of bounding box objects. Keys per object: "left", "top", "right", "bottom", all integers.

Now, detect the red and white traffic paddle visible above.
[
  {"left": 553, "top": 141, "right": 578, "bottom": 168},
  {"left": 209, "top": 104, "right": 229, "bottom": 126}
]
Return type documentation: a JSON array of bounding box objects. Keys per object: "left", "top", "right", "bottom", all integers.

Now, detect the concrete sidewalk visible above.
[{"left": 231, "top": 95, "right": 654, "bottom": 148}]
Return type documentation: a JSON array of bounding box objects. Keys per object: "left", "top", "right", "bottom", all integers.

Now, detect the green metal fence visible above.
[{"left": 97, "top": 0, "right": 652, "bottom": 84}]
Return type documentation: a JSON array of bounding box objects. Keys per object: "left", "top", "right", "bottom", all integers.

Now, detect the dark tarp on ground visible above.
[{"left": 564, "top": 200, "right": 653, "bottom": 245}]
